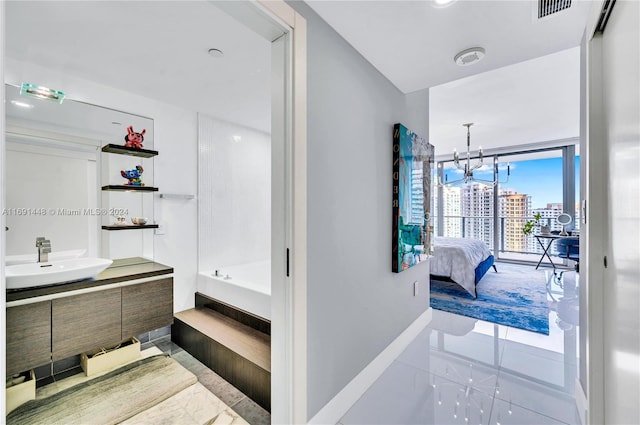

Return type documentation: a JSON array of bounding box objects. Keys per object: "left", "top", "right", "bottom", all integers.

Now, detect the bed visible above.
[{"left": 430, "top": 237, "right": 496, "bottom": 298}]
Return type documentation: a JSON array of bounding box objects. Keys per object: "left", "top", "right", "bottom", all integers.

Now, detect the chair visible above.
[{"left": 556, "top": 237, "right": 580, "bottom": 272}]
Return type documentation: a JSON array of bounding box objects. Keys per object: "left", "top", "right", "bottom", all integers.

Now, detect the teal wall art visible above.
[{"left": 392, "top": 123, "right": 434, "bottom": 273}]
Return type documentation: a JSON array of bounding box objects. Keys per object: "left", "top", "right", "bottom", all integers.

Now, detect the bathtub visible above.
[{"left": 198, "top": 260, "right": 271, "bottom": 320}]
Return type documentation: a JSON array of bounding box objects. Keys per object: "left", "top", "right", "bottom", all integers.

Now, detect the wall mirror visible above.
[{"left": 4, "top": 83, "right": 154, "bottom": 264}]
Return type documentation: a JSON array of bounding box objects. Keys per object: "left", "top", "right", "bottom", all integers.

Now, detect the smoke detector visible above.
[
  {"left": 454, "top": 47, "right": 486, "bottom": 66},
  {"left": 207, "top": 48, "right": 224, "bottom": 58}
]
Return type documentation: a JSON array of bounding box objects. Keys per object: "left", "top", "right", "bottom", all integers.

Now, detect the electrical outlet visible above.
[{"left": 414, "top": 281, "right": 419, "bottom": 296}]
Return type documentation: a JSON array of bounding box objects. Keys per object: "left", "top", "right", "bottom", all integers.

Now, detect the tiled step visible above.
[
  {"left": 172, "top": 306, "right": 271, "bottom": 411},
  {"left": 196, "top": 293, "right": 270, "bottom": 336}
]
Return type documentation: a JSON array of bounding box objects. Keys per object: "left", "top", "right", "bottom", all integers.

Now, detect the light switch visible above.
[{"left": 154, "top": 223, "right": 165, "bottom": 235}]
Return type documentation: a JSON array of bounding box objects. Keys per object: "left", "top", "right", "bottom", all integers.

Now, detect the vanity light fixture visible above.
[
  {"left": 10, "top": 100, "right": 34, "bottom": 109},
  {"left": 20, "top": 83, "right": 66, "bottom": 104}
]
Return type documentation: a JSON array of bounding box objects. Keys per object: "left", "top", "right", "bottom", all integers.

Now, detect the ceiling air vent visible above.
[{"left": 538, "top": 0, "right": 572, "bottom": 19}]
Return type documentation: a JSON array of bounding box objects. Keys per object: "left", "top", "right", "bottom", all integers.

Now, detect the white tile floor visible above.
[{"left": 340, "top": 265, "right": 581, "bottom": 425}]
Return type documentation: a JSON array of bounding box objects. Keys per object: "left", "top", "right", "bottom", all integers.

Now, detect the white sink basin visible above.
[
  {"left": 6, "top": 257, "right": 113, "bottom": 290},
  {"left": 6, "top": 249, "right": 88, "bottom": 266}
]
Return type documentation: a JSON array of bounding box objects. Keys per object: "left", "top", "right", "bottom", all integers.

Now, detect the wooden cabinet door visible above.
[
  {"left": 52, "top": 288, "right": 122, "bottom": 360},
  {"left": 122, "top": 278, "right": 173, "bottom": 338},
  {"left": 6, "top": 301, "right": 51, "bottom": 376}
]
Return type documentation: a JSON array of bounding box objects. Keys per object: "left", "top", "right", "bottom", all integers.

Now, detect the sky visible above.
[{"left": 442, "top": 156, "right": 580, "bottom": 209}]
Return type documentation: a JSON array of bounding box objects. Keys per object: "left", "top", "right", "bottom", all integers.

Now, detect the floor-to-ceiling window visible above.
[
  {"left": 496, "top": 149, "right": 563, "bottom": 262},
  {"left": 435, "top": 158, "right": 495, "bottom": 249},
  {"left": 434, "top": 145, "right": 579, "bottom": 264}
]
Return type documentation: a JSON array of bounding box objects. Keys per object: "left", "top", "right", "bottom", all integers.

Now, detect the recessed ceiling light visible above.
[
  {"left": 232, "top": 135, "right": 242, "bottom": 143},
  {"left": 208, "top": 48, "right": 224, "bottom": 58},
  {"left": 454, "top": 47, "right": 486, "bottom": 66},
  {"left": 10, "top": 100, "right": 34, "bottom": 109},
  {"left": 433, "top": 0, "right": 457, "bottom": 8}
]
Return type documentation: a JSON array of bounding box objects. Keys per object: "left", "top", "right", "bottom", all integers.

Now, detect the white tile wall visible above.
[{"left": 197, "top": 114, "right": 270, "bottom": 272}]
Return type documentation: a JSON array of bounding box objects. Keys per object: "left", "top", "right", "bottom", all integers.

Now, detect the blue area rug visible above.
[{"left": 430, "top": 263, "right": 549, "bottom": 335}]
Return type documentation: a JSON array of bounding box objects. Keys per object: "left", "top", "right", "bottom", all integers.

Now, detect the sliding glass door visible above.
[
  {"left": 434, "top": 145, "right": 579, "bottom": 264},
  {"left": 496, "top": 149, "right": 563, "bottom": 262}
]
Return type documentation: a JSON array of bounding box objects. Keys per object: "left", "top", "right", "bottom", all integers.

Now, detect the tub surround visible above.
[
  {"left": 196, "top": 293, "right": 271, "bottom": 335},
  {"left": 198, "top": 260, "right": 271, "bottom": 320},
  {"left": 6, "top": 257, "right": 172, "bottom": 302}
]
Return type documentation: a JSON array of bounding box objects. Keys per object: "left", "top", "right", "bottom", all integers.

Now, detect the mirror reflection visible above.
[{"left": 4, "top": 83, "right": 154, "bottom": 264}]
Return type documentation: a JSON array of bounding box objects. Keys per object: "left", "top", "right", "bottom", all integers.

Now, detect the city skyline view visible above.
[
  {"left": 434, "top": 151, "right": 580, "bottom": 259},
  {"left": 441, "top": 155, "right": 580, "bottom": 209}
]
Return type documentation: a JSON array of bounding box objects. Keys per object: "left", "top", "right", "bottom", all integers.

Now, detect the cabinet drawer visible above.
[
  {"left": 52, "top": 288, "right": 122, "bottom": 361},
  {"left": 122, "top": 278, "right": 173, "bottom": 338},
  {"left": 6, "top": 301, "right": 51, "bottom": 376}
]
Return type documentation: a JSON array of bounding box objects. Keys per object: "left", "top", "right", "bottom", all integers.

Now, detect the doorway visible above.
[{"left": 0, "top": 2, "right": 306, "bottom": 422}]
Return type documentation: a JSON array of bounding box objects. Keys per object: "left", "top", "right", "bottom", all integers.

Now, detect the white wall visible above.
[
  {"left": 288, "top": 2, "right": 432, "bottom": 419},
  {"left": 5, "top": 58, "right": 198, "bottom": 313},
  {"left": 198, "top": 114, "right": 271, "bottom": 272}
]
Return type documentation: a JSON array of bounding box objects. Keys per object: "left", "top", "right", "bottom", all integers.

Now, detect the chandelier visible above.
[{"left": 439, "top": 123, "right": 510, "bottom": 186}]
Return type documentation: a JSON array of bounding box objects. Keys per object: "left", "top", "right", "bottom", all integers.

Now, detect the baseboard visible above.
[
  {"left": 308, "top": 307, "right": 433, "bottom": 425},
  {"left": 574, "top": 378, "right": 588, "bottom": 425}
]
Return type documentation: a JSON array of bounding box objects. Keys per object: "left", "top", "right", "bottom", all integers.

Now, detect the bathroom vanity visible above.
[{"left": 5, "top": 258, "right": 173, "bottom": 376}]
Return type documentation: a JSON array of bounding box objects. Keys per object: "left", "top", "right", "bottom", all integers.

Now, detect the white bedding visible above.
[{"left": 431, "top": 237, "right": 492, "bottom": 297}]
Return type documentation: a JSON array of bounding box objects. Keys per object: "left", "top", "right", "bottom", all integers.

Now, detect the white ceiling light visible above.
[
  {"left": 207, "top": 48, "right": 224, "bottom": 58},
  {"left": 433, "top": 0, "right": 457, "bottom": 8},
  {"left": 454, "top": 47, "right": 486, "bottom": 66}
]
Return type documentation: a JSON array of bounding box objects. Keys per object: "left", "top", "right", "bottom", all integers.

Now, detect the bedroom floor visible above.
[{"left": 340, "top": 263, "right": 581, "bottom": 425}]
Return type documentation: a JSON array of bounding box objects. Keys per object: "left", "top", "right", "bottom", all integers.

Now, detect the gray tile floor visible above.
[{"left": 141, "top": 336, "right": 271, "bottom": 425}]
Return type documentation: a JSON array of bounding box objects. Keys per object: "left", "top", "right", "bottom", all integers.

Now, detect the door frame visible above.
[
  {"left": 253, "top": 1, "right": 308, "bottom": 423},
  {"left": 581, "top": 1, "right": 607, "bottom": 424},
  {"left": 0, "top": 1, "right": 308, "bottom": 422},
  {"left": 1, "top": 0, "right": 6, "bottom": 415}
]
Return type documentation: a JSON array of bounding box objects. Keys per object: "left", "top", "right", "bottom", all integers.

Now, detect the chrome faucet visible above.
[{"left": 36, "top": 237, "right": 52, "bottom": 263}]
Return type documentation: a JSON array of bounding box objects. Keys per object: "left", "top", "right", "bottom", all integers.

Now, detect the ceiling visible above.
[
  {"left": 306, "top": 0, "right": 592, "bottom": 93},
  {"left": 430, "top": 46, "right": 580, "bottom": 153},
  {"left": 5, "top": 1, "right": 272, "bottom": 133},
  {"left": 4, "top": 1, "right": 592, "bottom": 146},
  {"left": 307, "top": 0, "right": 591, "bottom": 152}
]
